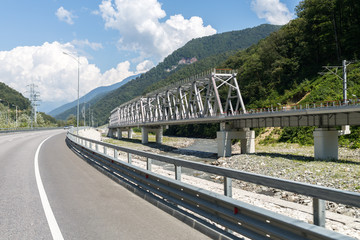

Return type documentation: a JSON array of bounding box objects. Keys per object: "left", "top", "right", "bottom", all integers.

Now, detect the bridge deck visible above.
[{"left": 109, "top": 104, "right": 360, "bottom": 129}]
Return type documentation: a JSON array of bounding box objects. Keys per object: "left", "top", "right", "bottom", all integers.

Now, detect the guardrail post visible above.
[
  {"left": 147, "top": 157, "right": 152, "bottom": 171},
  {"left": 96, "top": 143, "right": 98, "bottom": 152},
  {"left": 175, "top": 165, "right": 181, "bottom": 181},
  {"left": 114, "top": 149, "right": 118, "bottom": 159},
  {"left": 104, "top": 146, "right": 107, "bottom": 155},
  {"left": 313, "top": 198, "right": 325, "bottom": 227},
  {"left": 128, "top": 153, "right": 132, "bottom": 164},
  {"left": 224, "top": 177, "right": 232, "bottom": 197}
]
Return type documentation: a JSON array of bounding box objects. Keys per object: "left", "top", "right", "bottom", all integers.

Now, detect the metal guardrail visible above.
[
  {"left": 66, "top": 131, "right": 358, "bottom": 239},
  {"left": 0, "top": 127, "right": 62, "bottom": 133}
]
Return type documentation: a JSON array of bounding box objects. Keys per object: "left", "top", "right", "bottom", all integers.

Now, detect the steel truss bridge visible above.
[
  {"left": 108, "top": 69, "right": 360, "bottom": 159},
  {"left": 109, "top": 69, "right": 246, "bottom": 127}
]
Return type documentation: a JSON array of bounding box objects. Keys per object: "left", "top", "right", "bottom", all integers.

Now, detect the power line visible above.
[{"left": 27, "top": 83, "right": 41, "bottom": 128}]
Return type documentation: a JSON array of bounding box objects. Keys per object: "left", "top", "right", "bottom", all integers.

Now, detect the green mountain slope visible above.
[
  {"left": 89, "top": 24, "right": 280, "bottom": 125},
  {"left": 221, "top": 0, "right": 360, "bottom": 108},
  {"left": 167, "top": 0, "right": 360, "bottom": 147},
  {"left": 0, "top": 82, "right": 59, "bottom": 128},
  {"left": 0, "top": 82, "right": 31, "bottom": 110}
]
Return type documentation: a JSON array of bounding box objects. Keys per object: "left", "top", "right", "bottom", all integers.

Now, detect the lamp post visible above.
[{"left": 63, "top": 51, "right": 80, "bottom": 134}]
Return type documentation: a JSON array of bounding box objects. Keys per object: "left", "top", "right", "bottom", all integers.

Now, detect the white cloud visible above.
[
  {"left": 101, "top": 61, "right": 136, "bottom": 86},
  {"left": 251, "top": 0, "right": 293, "bottom": 25},
  {"left": 98, "top": 0, "right": 216, "bottom": 61},
  {"left": 0, "top": 42, "right": 140, "bottom": 110},
  {"left": 71, "top": 39, "right": 103, "bottom": 51},
  {"left": 136, "top": 60, "right": 154, "bottom": 73},
  {"left": 56, "top": 6, "right": 76, "bottom": 25}
]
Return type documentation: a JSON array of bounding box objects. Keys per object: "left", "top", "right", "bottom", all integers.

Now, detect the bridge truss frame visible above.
[{"left": 110, "top": 69, "right": 247, "bottom": 128}]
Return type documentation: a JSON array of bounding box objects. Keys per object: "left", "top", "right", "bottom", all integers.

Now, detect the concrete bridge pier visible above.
[
  {"left": 108, "top": 128, "right": 114, "bottom": 138},
  {"left": 141, "top": 126, "right": 163, "bottom": 144},
  {"left": 128, "top": 129, "right": 133, "bottom": 139},
  {"left": 217, "top": 123, "right": 255, "bottom": 157},
  {"left": 313, "top": 128, "right": 339, "bottom": 160},
  {"left": 117, "top": 129, "right": 122, "bottom": 139},
  {"left": 240, "top": 129, "right": 256, "bottom": 154}
]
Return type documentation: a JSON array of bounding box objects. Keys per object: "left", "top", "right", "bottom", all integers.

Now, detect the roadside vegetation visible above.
[{"left": 0, "top": 82, "right": 64, "bottom": 129}]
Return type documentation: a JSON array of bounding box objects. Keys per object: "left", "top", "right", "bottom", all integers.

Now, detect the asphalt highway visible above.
[{"left": 0, "top": 130, "right": 209, "bottom": 239}]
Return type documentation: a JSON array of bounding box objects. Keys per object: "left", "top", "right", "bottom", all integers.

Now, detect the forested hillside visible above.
[
  {"left": 89, "top": 24, "right": 280, "bottom": 125},
  {"left": 166, "top": 0, "right": 360, "bottom": 147},
  {"left": 222, "top": 0, "right": 360, "bottom": 107},
  {"left": 0, "top": 82, "right": 31, "bottom": 110},
  {"left": 0, "top": 82, "right": 58, "bottom": 128}
]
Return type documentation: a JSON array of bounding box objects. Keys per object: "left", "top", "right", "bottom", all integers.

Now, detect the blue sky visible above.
[{"left": 0, "top": 0, "right": 301, "bottom": 112}]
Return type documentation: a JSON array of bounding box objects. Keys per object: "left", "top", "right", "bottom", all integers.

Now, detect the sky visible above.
[{"left": 0, "top": 0, "right": 301, "bottom": 113}]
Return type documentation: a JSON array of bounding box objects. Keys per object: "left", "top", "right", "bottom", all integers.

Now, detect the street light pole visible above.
[{"left": 63, "top": 51, "right": 80, "bottom": 134}]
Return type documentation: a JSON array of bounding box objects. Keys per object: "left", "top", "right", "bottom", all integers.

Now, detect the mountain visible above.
[
  {"left": 0, "top": 82, "right": 31, "bottom": 110},
  {"left": 166, "top": 0, "right": 360, "bottom": 146},
  {"left": 51, "top": 74, "right": 139, "bottom": 118},
  {"left": 88, "top": 24, "right": 280, "bottom": 125}
]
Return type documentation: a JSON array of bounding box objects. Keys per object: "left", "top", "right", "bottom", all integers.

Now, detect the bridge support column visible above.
[
  {"left": 217, "top": 124, "right": 255, "bottom": 157},
  {"left": 217, "top": 131, "right": 232, "bottom": 157},
  {"left": 117, "top": 129, "right": 122, "bottom": 139},
  {"left": 128, "top": 129, "right": 133, "bottom": 139},
  {"left": 240, "top": 129, "right": 255, "bottom": 154},
  {"left": 154, "top": 127, "right": 163, "bottom": 144},
  {"left": 141, "top": 127, "right": 149, "bottom": 144},
  {"left": 141, "top": 126, "right": 163, "bottom": 144},
  {"left": 108, "top": 128, "right": 114, "bottom": 138},
  {"left": 313, "top": 128, "right": 338, "bottom": 160}
]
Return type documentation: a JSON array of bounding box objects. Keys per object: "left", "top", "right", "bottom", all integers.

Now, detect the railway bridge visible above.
[{"left": 108, "top": 69, "right": 360, "bottom": 160}]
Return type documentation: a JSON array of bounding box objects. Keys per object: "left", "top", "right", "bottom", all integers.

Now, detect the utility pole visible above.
[
  {"left": 319, "top": 60, "right": 352, "bottom": 135},
  {"left": 320, "top": 59, "right": 352, "bottom": 104},
  {"left": 27, "top": 83, "right": 41, "bottom": 129},
  {"left": 343, "top": 60, "right": 347, "bottom": 103},
  {"left": 88, "top": 104, "right": 91, "bottom": 127}
]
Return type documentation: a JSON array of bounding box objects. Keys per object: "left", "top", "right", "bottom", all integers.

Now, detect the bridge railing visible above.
[
  {"left": 66, "top": 130, "right": 359, "bottom": 240},
  {"left": 245, "top": 98, "right": 360, "bottom": 115}
]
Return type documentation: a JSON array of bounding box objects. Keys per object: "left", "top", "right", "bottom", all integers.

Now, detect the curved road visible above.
[{"left": 0, "top": 130, "right": 209, "bottom": 239}]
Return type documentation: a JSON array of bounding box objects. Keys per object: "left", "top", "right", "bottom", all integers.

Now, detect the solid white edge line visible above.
[{"left": 34, "top": 136, "right": 64, "bottom": 240}]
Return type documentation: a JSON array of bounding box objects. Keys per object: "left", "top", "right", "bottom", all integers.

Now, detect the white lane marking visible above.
[{"left": 34, "top": 136, "right": 64, "bottom": 240}]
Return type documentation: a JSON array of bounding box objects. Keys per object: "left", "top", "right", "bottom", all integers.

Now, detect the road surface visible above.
[{"left": 0, "top": 130, "right": 209, "bottom": 239}]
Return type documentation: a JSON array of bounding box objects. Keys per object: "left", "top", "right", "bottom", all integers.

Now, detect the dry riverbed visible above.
[{"left": 79, "top": 129, "right": 360, "bottom": 238}]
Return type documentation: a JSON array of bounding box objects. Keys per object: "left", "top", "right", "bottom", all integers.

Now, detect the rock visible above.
[
  {"left": 331, "top": 225, "right": 339, "bottom": 231},
  {"left": 288, "top": 195, "right": 299, "bottom": 202}
]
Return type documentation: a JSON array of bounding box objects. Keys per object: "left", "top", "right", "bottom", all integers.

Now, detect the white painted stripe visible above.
[{"left": 34, "top": 136, "right": 64, "bottom": 240}]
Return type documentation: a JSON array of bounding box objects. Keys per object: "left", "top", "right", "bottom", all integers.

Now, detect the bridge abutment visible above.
[
  {"left": 141, "top": 126, "right": 163, "bottom": 144},
  {"left": 217, "top": 123, "right": 255, "bottom": 157},
  {"left": 313, "top": 128, "right": 339, "bottom": 160}
]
